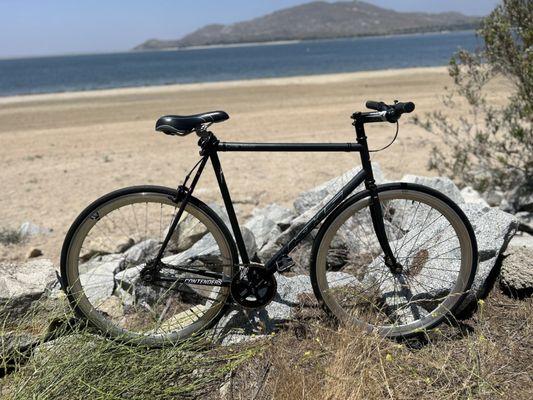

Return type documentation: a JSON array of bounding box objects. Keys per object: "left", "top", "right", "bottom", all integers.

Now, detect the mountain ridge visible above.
[{"left": 135, "top": 1, "right": 479, "bottom": 51}]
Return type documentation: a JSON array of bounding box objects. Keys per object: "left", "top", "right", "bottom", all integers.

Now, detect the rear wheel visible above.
[
  {"left": 310, "top": 183, "right": 477, "bottom": 338},
  {"left": 60, "top": 186, "right": 238, "bottom": 346}
]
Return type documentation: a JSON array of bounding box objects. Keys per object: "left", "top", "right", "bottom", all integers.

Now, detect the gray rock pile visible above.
[
  {"left": 0, "top": 259, "right": 59, "bottom": 321},
  {"left": 500, "top": 245, "right": 533, "bottom": 296},
  {"left": 213, "top": 166, "right": 520, "bottom": 337}
]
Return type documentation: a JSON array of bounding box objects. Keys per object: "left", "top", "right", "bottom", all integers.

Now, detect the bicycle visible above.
[{"left": 60, "top": 101, "right": 478, "bottom": 346}]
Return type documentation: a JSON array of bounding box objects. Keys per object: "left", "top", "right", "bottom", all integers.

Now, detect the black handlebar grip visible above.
[
  {"left": 366, "top": 100, "right": 387, "bottom": 111},
  {"left": 395, "top": 102, "right": 415, "bottom": 113}
]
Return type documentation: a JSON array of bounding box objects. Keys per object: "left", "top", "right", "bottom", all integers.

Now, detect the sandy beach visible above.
[{"left": 0, "top": 66, "right": 510, "bottom": 263}]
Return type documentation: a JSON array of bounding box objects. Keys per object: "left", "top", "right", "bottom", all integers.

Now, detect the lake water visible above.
[{"left": 0, "top": 31, "right": 480, "bottom": 96}]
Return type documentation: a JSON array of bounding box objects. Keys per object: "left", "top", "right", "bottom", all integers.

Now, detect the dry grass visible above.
[
  {"left": 0, "top": 297, "right": 261, "bottom": 400},
  {"left": 1, "top": 288, "right": 531, "bottom": 399},
  {"left": 226, "top": 289, "right": 532, "bottom": 400}
]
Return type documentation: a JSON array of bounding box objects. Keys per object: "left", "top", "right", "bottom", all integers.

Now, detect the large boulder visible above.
[
  {"left": 293, "top": 164, "right": 385, "bottom": 214},
  {"left": 245, "top": 213, "right": 281, "bottom": 254},
  {"left": 460, "top": 186, "right": 490, "bottom": 207},
  {"left": 79, "top": 254, "right": 124, "bottom": 304},
  {"left": 458, "top": 204, "right": 517, "bottom": 310},
  {"left": 515, "top": 211, "right": 533, "bottom": 234},
  {"left": 167, "top": 214, "right": 209, "bottom": 253},
  {"left": 253, "top": 203, "right": 294, "bottom": 230},
  {"left": 509, "top": 232, "right": 533, "bottom": 249},
  {"left": 402, "top": 175, "right": 464, "bottom": 204},
  {"left": 0, "top": 260, "right": 58, "bottom": 320},
  {"left": 500, "top": 246, "right": 533, "bottom": 296}
]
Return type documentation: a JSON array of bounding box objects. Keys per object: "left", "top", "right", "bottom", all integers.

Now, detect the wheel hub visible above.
[{"left": 230, "top": 265, "right": 277, "bottom": 308}]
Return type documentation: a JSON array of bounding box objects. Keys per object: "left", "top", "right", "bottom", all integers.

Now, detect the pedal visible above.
[{"left": 275, "top": 255, "right": 295, "bottom": 272}]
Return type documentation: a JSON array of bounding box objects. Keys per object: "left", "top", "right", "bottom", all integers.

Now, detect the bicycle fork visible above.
[{"left": 354, "top": 118, "right": 403, "bottom": 274}]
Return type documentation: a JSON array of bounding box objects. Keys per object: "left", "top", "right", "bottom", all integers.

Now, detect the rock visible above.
[
  {"left": 245, "top": 213, "right": 282, "bottom": 252},
  {"left": 241, "top": 227, "right": 258, "bottom": 258},
  {"left": 115, "top": 238, "right": 135, "bottom": 253},
  {"left": 123, "top": 239, "right": 159, "bottom": 262},
  {"left": 509, "top": 232, "right": 533, "bottom": 248},
  {"left": 0, "top": 259, "right": 57, "bottom": 319},
  {"left": 500, "top": 246, "right": 533, "bottom": 295},
  {"left": 515, "top": 211, "right": 533, "bottom": 234},
  {"left": 294, "top": 164, "right": 385, "bottom": 214},
  {"left": 205, "top": 203, "right": 257, "bottom": 258},
  {"left": 78, "top": 254, "right": 124, "bottom": 303},
  {"left": 460, "top": 186, "right": 490, "bottom": 207},
  {"left": 457, "top": 204, "right": 517, "bottom": 313},
  {"left": 18, "top": 222, "right": 52, "bottom": 238},
  {"left": 220, "top": 333, "right": 266, "bottom": 346},
  {"left": 252, "top": 204, "right": 294, "bottom": 230},
  {"left": 27, "top": 248, "right": 43, "bottom": 259},
  {"left": 32, "top": 334, "right": 101, "bottom": 364},
  {"left": 483, "top": 189, "right": 505, "bottom": 208},
  {"left": 402, "top": 175, "right": 464, "bottom": 204},
  {"left": 168, "top": 214, "right": 208, "bottom": 253},
  {"left": 506, "top": 183, "right": 533, "bottom": 213},
  {"left": 1, "top": 332, "right": 40, "bottom": 355},
  {"left": 208, "top": 203, "right": 231, "bottom": 227},
  {"left": 352, "top": 203, "right": 517, "bottom": 319},
  {"left": 516, "top": 192, "right": 533, "bottom": 213},
  {"left": 264, "top": 274, "right": 314, "bottom": 323},
  {"left": 260, "top": 166, "right": 384, "bottom": 265}
]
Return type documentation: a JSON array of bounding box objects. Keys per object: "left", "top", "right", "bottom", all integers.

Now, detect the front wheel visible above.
[
  {"left": 60, "top": 186, "right": 238, "bottom": 347},
  {"left": 310, "top": 183, "right": 478, "bottom": 338}
]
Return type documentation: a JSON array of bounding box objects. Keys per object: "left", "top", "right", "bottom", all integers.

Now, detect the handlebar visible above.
[{"left": 364, "top": 100, "right": 415, "bottom": 123}]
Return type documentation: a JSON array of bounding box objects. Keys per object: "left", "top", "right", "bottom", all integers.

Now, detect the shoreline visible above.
[{"left": 0, "top": 66, "right": 448, "bottom": 105}]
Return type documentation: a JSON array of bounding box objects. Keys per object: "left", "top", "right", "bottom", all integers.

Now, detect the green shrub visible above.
[
  {"left": 0, "top": 228, "right": 24, "bottom": 245},
  {"left": 415, "top": 0, "right": 532, "bottom": 205}
]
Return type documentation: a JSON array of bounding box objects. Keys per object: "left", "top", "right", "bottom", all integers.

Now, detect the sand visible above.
[{"left": 0, "top": 66, "right": 511, "bottom": 263}]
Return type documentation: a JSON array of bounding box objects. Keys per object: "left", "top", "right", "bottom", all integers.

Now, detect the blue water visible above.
[{"left": 0, "top": 31, "right": 480, "bottom": 96}]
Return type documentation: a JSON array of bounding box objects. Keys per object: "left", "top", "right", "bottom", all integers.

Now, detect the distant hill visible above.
[{"left": 134, "top": 1, "right": 479, "bottom": 51}]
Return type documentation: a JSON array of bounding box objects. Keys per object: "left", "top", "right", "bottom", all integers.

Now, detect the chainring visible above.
[{"left": 230, "top": 265, "right": 277, "bottom": 308}]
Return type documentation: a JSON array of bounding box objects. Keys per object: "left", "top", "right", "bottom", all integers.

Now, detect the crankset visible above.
[{"left": 230, "top": 265, "right": 277, "bottom": 309}]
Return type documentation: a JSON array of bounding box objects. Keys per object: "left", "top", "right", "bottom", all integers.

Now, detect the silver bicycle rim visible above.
[
  {"left": 314, "top": 189, "right": 474, "bottom": 337},
  {"left": 65, "top": 191, "right": 234, "bottom": 345}
]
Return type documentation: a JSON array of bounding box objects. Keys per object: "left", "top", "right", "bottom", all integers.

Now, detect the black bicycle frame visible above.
[{"left": 156, "top": 112, "right": 400, "bottom": 280}]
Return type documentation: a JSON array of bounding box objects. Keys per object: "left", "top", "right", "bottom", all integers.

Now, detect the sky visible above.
[{"left": 0, "top": 0, "right": 501, "bottom": 58}]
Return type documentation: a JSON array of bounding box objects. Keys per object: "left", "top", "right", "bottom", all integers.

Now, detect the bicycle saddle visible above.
[{"left": 156, "top": 111, "right": 229, "bottom": 135}]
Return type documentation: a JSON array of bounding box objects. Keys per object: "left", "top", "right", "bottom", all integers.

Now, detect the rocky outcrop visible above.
[
  {"left": 0, "top": 259, "right": 59, "bottom": 320},
  {"left": 500, "top": 246, "right": 533, "bottom": 296},
  {"left": 402, "top": 175, "right": 464, "bottom": 204},
  {"left": 455, "top": 204, "right": 517, "bottom": 313}
]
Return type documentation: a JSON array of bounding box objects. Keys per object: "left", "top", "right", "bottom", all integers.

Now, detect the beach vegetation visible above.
[
  {"left": 0, "top": 228, "right": 24, "bottom": 245},
  {"left": 415, "top": 0, "right": 532, "bottom": 201}
]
